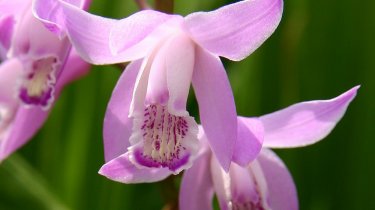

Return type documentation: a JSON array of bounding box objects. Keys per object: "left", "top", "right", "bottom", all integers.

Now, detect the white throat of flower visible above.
[
  {"left": 211, "top": 158, "right": 271, "bottom": 210},
  {"left": 0, "top": 104, "right": 14, "bottom": 139},
  {"left": 19, "top": 55, "right": 60, "bottom": 109},
  {"left": 129, "top": 104, "right": 198, "bottom": 174},
  {"left": 229, "top": 161, "right": 270, "bottom": 210}
]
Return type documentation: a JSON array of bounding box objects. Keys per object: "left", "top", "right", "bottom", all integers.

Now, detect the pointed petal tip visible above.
[
  {"left": 98, "top": 164, "right": 109, "bottom": 177},
  {"left": 345, "top": 85, "right": 360, "bottom": 98},
  {"left": 261, "top": 85, "right": 359, "bottom": 148},
  {"left": 326, "top": 85, "right": 360, "bottom": 109}
]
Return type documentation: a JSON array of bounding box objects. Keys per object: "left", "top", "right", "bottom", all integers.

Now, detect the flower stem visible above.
[
  {"left": 159, "top": 175, "right": 179, "bottom": 210},
  {"left": 155, "top": 0, "right": 174, "bottom": 14},
  {"left": 134, "top": 0, "right": 151, "bottom": 10}
]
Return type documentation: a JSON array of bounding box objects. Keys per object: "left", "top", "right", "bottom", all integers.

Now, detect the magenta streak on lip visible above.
[{"left": 134, "top": 148, "right": 190, "bottom": 171}]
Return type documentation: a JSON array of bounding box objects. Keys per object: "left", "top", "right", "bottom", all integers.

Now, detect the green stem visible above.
[
  {"left": 159, "top": 175, "right": 179, "bottom": 210},
  {"left": 155, "top": 0, "right": 174, "bottom": 14},
  {"left": 134, "top": 0, "right": 151, "bottom": 10}
]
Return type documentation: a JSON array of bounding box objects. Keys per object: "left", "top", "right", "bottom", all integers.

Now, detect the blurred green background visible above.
[{"left": 0, "top": 0, "right": 374, "bottom": 209}]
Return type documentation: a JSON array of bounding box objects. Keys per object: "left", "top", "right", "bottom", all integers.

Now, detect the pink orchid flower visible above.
[
  {"left": 179, "top": 86, "right": 358, "bottom": 210},
  {"left": 0, "top": 0, "right": 91, "bottom": 162},
  {"left": 34, "top": 0, "right": 283, "bottom": 178}
]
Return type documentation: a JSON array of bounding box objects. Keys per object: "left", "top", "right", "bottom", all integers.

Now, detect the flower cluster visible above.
[{"left": 0, "top": 0, "right": 358, "bottom": 209}]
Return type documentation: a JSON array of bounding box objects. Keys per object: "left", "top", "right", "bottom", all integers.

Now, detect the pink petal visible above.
[
  {"left": 144, "top": 32, "right": 195, "bottom": 115},
  {"left": 192, "top": 47, "right": 237, "bottom": 172},
  {"left": 210, "top": 154, "right": 231, "bottom": 210},
  {"left": 229, "top": 163, "right": 263, "bottom": 209},
  {"left": 232, "top": 117, "right": 264, "bottom": 167},
  {"left": 103, "top": 60, "right": 142, "bottom": 162},
  {"left": 166, "top": 33, "right": 195, "bottom": 116},
  {"left": 260, "top": 86, "right": 359, "bottom": 148},
  {"left": 257, "top": 149, "right": 298, "bottom": 210},
  {"left": 0, "top": 58, "right": 22, "bottom": 105},
  {"left": 144, "top": 37, "right": 169, "bottom": 105},
  {"left": 0, "top": 0, "right": 30, "bottom": 58},
  {"left": 0, "top": 15, "right": 15, "bottom": 59},
  {"left": 179, "top": 150, "right": 214, "bottom": 210},
  {"left": 98, "top": 152, "right": 171, "bottom": 184},
  {"left": 33, "top": 0, "right": 121, "bottom": 64},
  {"left": 10, "top": 8, "right": 70, "bottom": 60},
  {"left": 0, "top": 107, "right": 49, "bottom": 161},
  {"left": 129, "top": 56, "right": 151, "bottom": 116},
  {"left": 0, "top": 0, "right": 30, "bottom": 19},
  {"left": 32, "top": 0, "right": 91, "bottom": 37},
  {"left": 109, "top": 10, "right": 182, "bottom": 58},
  {"left": 185, "top": 0, "right": 283, "bottom": 61}
]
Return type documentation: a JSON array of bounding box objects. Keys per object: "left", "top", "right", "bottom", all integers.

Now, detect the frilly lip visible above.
[
  {"left": 129, "top": 146, "right": 191, "bottom": 174},
  {"left": 127, "top": 104, "right": 199, "bottom": 174},
  {"left": 17, "top": 55, "right": 60, "bottom": 110}
]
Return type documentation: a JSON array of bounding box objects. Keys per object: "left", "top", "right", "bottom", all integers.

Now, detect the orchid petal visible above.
[
  {"left": 260, "top": 86, "right": 359, "bottom": 148},
  {"left": 144, "top": 37, "right": 169, "bottom": 105},
  {"left": 129, "top": 56, "right": 152, "bottom": 117},
  {"left": 210, "top": 154, "right": 231, "bottom": 210},
  {"left": 10, "top": 9, "right": 70, "bottom": 59},
  {"left": 232, "top": 117, "right": 264, "bottom": 167},
  {"left": 179, "top": 150, "right": 214, "bottom": 210},
  {"left": 103, "top": 60, "right": 141, "bottom": 162},
  {"left": 229, "top": 163, "right": 264, "bottom": 209},
  {"left": 0, "top": 0, "right": 30, "bottom": 58},
  {"left": 0, "top": 107, "right": 49, "bottom": 162},
  {"left": 0, "top": 58, "right": 22, "bottom": 105},
  {"left": 0, "top": 0, "right": 29, "bottom": 52},
  {"left": 98, "top": 152, "right": 171, "bottom": 183},
  {"left": 109, "top": 10, "right": 182, "bottom": 57},
  {"left": 257, "top": 149, "right": 298, "bottom": 210},
  {"left": 32, "top": 0, "right": 89, "bottom": 38},
  {"left": 185, "top": 0, "right": 283, "bottom": 61},
  {"left": 192, "top": 47, "right": 237, "bottom": 171},
  {"left": 0, "top": 0, "right": 30, "bottom": 19},
  {"left": 166, "top": 33, "right": 195, "bottom": 116},
  {"left": 0, "top": 15, "right": 15, "bottom": 59},
  {"left": 33, "top": 0, "right": 120, "bottom": 64}
]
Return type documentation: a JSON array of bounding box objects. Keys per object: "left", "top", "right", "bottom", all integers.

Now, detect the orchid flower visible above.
[
  {"left": 34, "top": 0, "right": 283, "bottom": 179},
  {"left": 180, "top": 86, "right": 359, "bottom": 210},
  {"left": 0, "top": 0, "right": 91, "bottom": 162}
]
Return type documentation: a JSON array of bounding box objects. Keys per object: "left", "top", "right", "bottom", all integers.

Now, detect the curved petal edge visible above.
[
  {"left": 260, "top": 85, "right": 359, "bottom": 148},
  {"left": 185, "top": 0, "right": 283, "bottom": 61}
]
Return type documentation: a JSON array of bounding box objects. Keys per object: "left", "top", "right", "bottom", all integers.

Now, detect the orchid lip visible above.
[
  {"left": 18, "top": 55, "right": 60, "bottom": 109},
  {"left": 228, "top": 201, "right": 265, "bottom": 210},
  {"left": 129, "top": 104, "right": 198, "bottom": 173}
]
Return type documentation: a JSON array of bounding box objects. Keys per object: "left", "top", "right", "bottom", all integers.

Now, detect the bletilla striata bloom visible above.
[
  {"left": 34, "top": 0, "right": 283, "bottom": 181},
  {"left": 0, "top": 0, "right": 91, "bottom": 161},
  {"left": 180, "top": 86, "right": 359, "bottom": 210}
]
